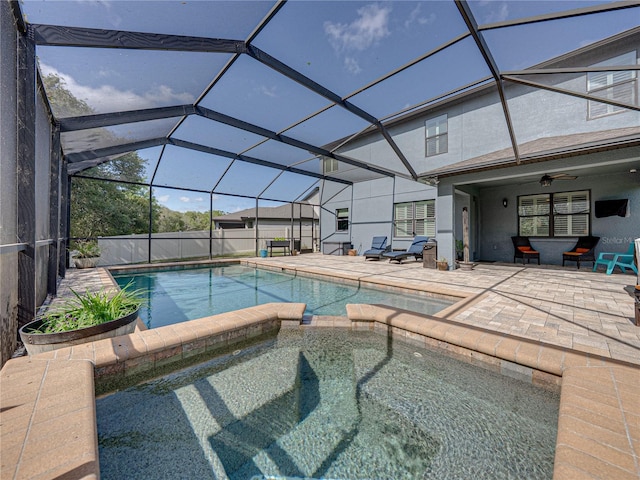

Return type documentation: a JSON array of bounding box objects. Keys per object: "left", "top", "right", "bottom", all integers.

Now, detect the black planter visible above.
[{"left": 19, "top": 308, "right": 140, "bottom": 355}]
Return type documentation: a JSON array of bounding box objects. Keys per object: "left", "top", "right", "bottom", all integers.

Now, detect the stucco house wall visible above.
[{"left": 320, "top": 29, "right": 638, "bottom": 266}]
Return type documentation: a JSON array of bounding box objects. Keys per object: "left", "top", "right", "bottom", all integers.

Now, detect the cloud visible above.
[
  {"left": 257, "top": 85, "right": 277, "bottom": 98},
  {"left": 482, "top": 2, "right": 509, "bottom": 23},
  {"left": 324, "top": 3, "right": 391, "bottom": 54},
  {"left": 39, "top": 64, "right": 195, "bottom": 113},
  {"left": 157, "top": 194, "right": 170, "bottom": 202},
  {"left": 344, "top": 57, "right": 362, "bottom": 75},
  {"left": 179, "top": 196, "right": 191, "bottom": 203},
  {"left": 404, "top": 4, "right": 436, "bottom": 28}
]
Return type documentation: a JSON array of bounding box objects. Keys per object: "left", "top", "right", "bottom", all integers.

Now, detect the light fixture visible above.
[
  {"left": 418, "top": 176, "right": 439, "bottom": 187},
  {"left": 502, "top": 198, "right": 508, "bottom": 208},
  {"left": 540, "top": 174, "right": 553, "bottom": 187}
]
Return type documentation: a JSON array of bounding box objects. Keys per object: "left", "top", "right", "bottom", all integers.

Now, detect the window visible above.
[
  {"left": 336, "top": 208, "right": 349, "bottom": 231},
  {"left": 587, "top": 51, "right": 637, "bottom": 119},
  {"left": 323, "top": 157, "right": 339, "bottom": 173},
  {"left": 518, "top": 194, "right": 550, "bottom": 236},
  {"left": 518, "top": 190, "right": 590, "bottom": 237},
  {"left": 394, "top": 200, "right": 435, "bottom": 238},
  {"left": 553, "top": 191, "right": 590, "bottom": 236},
  {"left": 425, "top": 114, "right": 447, "bottom": 157}
]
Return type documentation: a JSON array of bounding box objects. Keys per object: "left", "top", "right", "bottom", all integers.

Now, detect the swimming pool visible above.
[
  {"left": 97, "top": 328, "right": 559, "bottom": 479},
  {"left": 112, "top": 264, "right": 454, "bottom": 328}
]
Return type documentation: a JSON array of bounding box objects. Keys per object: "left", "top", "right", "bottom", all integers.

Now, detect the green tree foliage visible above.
[
  {"left": 156, "top": 208, "right": 226, "bottom": 232},
  {"left": 43, "top": 74, "right": 92, "bottom": 117},
  {"left": 45, "top": 73, "right": 226, "bottom": 238},
  {"left": 71, "top": 177, "right": 153, "bottom": 237},
  {"left": 44, "top": 73, "right": 156, "bottom": 237},
  {"left": 156, "top": 207, "right": 186, "bottom": 233}
]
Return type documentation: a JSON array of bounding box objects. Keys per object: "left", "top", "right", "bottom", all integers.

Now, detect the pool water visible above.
[
  {"left": 112, "top": 264, "right": 454, "bottom": 328},
  {"left": 97, "top": 329, "right": 559, "bottom": 480}
]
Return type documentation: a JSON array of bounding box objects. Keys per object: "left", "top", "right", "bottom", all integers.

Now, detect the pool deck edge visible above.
[{"left": 2, "top": 306, "right": 639, "bottom": 479}]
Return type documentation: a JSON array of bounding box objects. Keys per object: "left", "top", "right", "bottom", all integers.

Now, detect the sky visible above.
[{"left": 22, "top": 0, "right": 639, "bottom": 213}]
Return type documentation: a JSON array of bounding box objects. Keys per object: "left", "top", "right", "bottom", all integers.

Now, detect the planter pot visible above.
[
  {"left": 259, "top": 249, "right": 268, "bottom": 258},
  {"left": 436, "top": 262, "right": 449, "bottom": 271},
  {"left": 19, "top": 308, "right": 140, "bottom": 355},
  {"left": 457, "top": 261, "right": 475, "bottom": 271},
  {"left": 74, "top": 257, "right": 99, "bottom": 269}
]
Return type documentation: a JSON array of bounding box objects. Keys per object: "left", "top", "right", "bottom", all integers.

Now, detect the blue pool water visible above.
[
  {"left": 97, "top": 329, "right": 559, "bottom": 479},
  {"left": 112, "top": 264, "right": 454, "bottom": 328}
]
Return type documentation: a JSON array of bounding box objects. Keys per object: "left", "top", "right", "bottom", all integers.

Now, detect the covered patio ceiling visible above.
[{"left": 16, "top": 0, "right": 640, "bottom": 204}]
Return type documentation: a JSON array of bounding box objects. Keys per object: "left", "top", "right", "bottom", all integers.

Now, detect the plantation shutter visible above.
[
  {"left": 414, "top": 200, "right": 436, "bottom": 237},
  {"left": 395, "top": 203, "right": 413, "bottom": 237},
  {"left": 519, "top": 194, "right": 549, "bottom": 216},
  {"left": 553, "top": 191, "right": 589, "bottom": 236},
  {"left": 587, "top": 51, "right": 636, "bottom": 117},
  {"left": 518, "top": 194, "right": 550, "bottom": 236}
]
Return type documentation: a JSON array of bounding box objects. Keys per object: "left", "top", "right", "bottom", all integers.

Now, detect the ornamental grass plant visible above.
[
  {"left": 73, "top": 239, "right": 101, "bottom": 258},
  {"left": 31, "top": 285, "right": 144, "bottom": 334}
]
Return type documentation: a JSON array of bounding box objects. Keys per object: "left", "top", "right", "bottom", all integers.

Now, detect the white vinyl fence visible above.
[{"left": 88, "top": 227, "right": 317, "bottom": 266}]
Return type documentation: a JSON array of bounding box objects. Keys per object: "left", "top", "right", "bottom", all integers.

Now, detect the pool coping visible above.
[{"left": 2, "top": 301, "right": 638, "bottom": 479}]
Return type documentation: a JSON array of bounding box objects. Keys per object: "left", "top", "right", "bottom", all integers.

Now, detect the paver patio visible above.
[
  {"left": 246, "top": 254, "right": 640, "bottom": 365},
  {"left": 5, "top": 254, "right": 638, "bottom": 480}
]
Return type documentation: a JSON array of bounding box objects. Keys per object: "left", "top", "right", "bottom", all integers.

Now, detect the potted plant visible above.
[
  {"left": 19, "top": 284, "right": 144, "bottom": 355},
  {"left": 72, "top": 239, "right": 101, "bottom": 269},
  {"left": 436, "top": 257, "right": 449, "bottom": 271},
  {"left": 455, "top": 239, "right": 464, "bottom": 261}
]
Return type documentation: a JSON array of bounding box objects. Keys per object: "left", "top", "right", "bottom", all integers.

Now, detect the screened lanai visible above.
[{"left": 1, "top": 0, "right": 639, "bottom": 364}]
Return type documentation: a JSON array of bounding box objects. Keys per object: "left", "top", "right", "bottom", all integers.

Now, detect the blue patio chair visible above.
[
  {"left": 363, "top": 236, "right": 390, "bottom": 260},
  {"left": 383, "top": 236, "right": 428, "bottom": 264},
  {"left": 593, "top": 243, "right": 638, "bottom": 275}
]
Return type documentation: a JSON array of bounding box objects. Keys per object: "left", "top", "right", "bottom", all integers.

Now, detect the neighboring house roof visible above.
[
  {"left": 420, "top": 126, "right": 640, "bottom": 178},
  {"left": 214, "top": 203, "right": 317, "bottom": 223}
]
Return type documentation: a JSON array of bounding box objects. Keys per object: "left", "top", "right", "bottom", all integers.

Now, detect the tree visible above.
[
  {"left": 45, "top": 74, "right": 230, "bottom": 239},
  {"left": 43, "top": 73, "right": 156, "bottom": 238},
  {"left": 155, "top": 208, "right": 227, "bottom": 232}
]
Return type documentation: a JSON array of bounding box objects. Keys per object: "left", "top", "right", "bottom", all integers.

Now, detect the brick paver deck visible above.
[
  {"left": 248, "top": 254, "right": 640, "bottom": 365},
  {"left": 2, "top": 255, "right": 639, "bottom": 479}
]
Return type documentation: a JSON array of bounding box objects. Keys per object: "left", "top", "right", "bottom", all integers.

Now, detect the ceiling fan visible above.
[{"left": 539, "top": 173, "right": 577, "bottom": 187}]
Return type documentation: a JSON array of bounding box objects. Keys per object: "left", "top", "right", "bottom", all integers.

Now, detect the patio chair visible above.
[
  {"left": 593, "top": 243, "right": 638, "bottom": 275},
  {"left": 511, "top": 236, "right": 540, "bottom": 265},
  {"left": 562, "top": 236, "right": 600, "bottom": 269},
  {"left": 383, "top": 236, "right": 428, "bottom": 264},
  {"left": 363, "top": 236, "right": 390, "bottom": 260}
]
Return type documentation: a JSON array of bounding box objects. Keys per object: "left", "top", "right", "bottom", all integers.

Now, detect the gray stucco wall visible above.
[
  {"left": 334, "top": 37, "right": 638, "bottom": 178},
  {"left": 320, "top": 177, "right": 436, "bottom": 256},
  {"left": 320, "top": 37, "right": 638, "bottom": 266}
]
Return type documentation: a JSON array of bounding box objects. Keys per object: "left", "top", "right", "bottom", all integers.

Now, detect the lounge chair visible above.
[
  {"left": 363, "top": 236, "right": 390, "bottom": 260},
  {"left": 383, "top": 236, "right": 428, "bottom": 264},
  {"left": 511, "top": 236, "right": 540, "bottom": 265},
  {"left": 562, "top": 236, "right": 600, "bottom": 269},
  {"left": 593, "top": 243, "right": 638, "bottom": 275}
]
